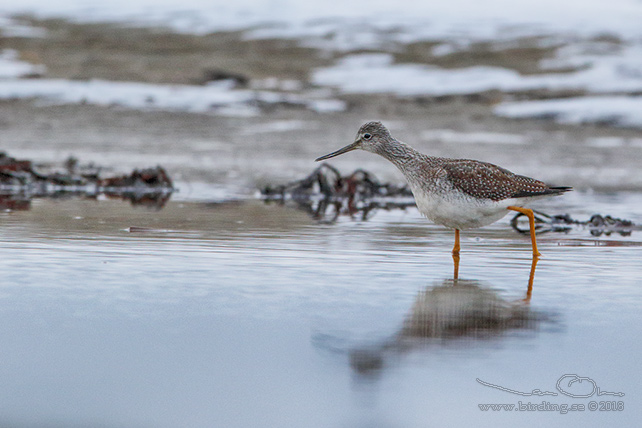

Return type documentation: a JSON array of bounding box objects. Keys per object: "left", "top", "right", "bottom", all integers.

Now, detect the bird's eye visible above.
[{"left": 363, "top": 133, "right": 372, "bottom": 140}]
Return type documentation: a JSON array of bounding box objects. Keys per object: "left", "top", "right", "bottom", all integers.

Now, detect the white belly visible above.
[{"left": 411, "top": 187, "right": 519, "bottom": 230}]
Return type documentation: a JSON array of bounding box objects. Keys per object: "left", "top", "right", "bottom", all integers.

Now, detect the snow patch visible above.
[
  {"left": 0, "top": 49, "right": 46, "bottom": 78},
  {"left": 494, "top": 96, "right": 642, "bottom": 128},
  {"left": 0, "top": 78, "right": 346, "bottom": 115},
  {"left": 0, "top": 17, "right": 47, "bottom": 37},
  {"left": 312, "top": 50, "right": 642, "bottom": 96},
  {"left": 3, "top": 0, "right": 642, "bottom": 45}
]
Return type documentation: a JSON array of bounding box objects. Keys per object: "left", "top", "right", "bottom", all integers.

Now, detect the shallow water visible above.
[
  {"left": 2, "top": 4, "right": 642, "bottom": 424},
  {"left": 0, "top": 190, "right": 639, "bottom": 427}
]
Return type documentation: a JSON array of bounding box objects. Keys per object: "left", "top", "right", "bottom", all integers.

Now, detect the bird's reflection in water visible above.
[
  {"left": 401, "top": 281, "right": 532, "bottom": 340},
  {"left": 346, "top": 266, "right": 553, "bottom": 378},
  {"left": 453, "top": 252, "right": 538, "bottom": 301}
]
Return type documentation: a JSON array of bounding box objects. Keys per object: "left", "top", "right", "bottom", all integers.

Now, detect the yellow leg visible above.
[
  {"left": 524, "top": 256, "right": 539, "bottom": 302},
  {"left": 507, "top": 206, "right": 541, "bottom": 257},
  {"left": 452, "top": 229, "right": 460, "bottom": 279},
  {"left": 452, "top": 253, "right": 460, "bottom": 280},
  {"left": 452, "top": 229, "right": 460, "bottom": 255}
]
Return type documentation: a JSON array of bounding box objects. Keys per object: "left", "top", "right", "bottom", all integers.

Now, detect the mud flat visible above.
[{"left": 0, "top": 17, "right": 641, "bottom": 194}]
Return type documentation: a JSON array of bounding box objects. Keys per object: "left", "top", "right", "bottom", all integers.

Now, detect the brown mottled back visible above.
[{"left": 443, "top": 159, "right": 565, "bottom": 201}]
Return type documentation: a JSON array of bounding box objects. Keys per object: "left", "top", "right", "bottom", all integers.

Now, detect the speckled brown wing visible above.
[{"left": 443, "top": 159, "right": 564, "bottom": 202}]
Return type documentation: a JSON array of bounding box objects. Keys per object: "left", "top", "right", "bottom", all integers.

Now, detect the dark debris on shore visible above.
[
  {"left": 0, "top": 152, "right": 174, "bottom": 210},
  {"left": 262, "top": 164, "right": 637, "bottom": 236},
  {"left": 261, "top": 163, "right": 416, "bottom": 223},
  {"left": 512, "top": 210, "right": 639, "bottom": 237}
]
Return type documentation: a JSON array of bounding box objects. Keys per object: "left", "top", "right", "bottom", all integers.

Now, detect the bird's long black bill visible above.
[{"left": 315, "top": 142, "right": 359, "bottom": 161}]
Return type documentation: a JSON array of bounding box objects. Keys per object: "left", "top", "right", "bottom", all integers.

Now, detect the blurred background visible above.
[
  {"left": 1, "top": 0, "right": 642, "bottom": 196},
  {"left": 0, "top": 2, "right": 640, "bottom": 428}
]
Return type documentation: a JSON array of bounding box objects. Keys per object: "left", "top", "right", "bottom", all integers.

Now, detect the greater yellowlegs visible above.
[{"left": 316, "top": 122, "right": 571, "bottom": 262}]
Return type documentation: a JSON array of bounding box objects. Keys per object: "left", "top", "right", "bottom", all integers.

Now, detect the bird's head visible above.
[{"left": 315, "top": 121, "right": 392, "bottom": 161}]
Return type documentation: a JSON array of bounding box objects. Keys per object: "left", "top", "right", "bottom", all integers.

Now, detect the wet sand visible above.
[
  {"left": 2, "top": 18, "right": 641, "bottom": 193},
  {"left": 0, "top": 197, "right": 639, "bottom": 427},
  {"left": 0, "top": 16, "right": 640, "bottom": 428}
]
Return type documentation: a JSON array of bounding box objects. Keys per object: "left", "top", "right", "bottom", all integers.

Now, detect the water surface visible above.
[{"left": 0, "top": 192, "right": 639, "bottom": 427}]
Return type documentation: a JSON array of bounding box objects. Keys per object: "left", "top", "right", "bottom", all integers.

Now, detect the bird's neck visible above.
[{"left": 375, "top": 139, "right": 439, "bottom": 176}]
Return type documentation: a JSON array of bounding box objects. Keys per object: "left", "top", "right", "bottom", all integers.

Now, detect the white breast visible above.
[{"left": 410, "top": 186, "right": 517, "bottom": 230}]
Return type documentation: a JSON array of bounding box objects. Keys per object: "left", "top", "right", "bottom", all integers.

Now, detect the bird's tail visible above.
[{"left": 548, "top": 186, "right": 573, "bottom": 195}]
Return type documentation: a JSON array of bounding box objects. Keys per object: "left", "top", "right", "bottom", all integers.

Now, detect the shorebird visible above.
[{"left": 316, "top": 122, "right": 571, "bottom": 265}]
